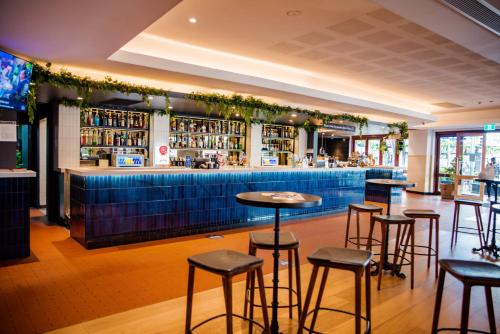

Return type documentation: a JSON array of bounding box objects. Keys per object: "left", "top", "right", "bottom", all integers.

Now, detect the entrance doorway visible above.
[{"left": 435, "top": 130, "right": 500, "bottom": 199}]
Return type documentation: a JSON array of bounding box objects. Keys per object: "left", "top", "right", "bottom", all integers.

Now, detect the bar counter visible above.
[{"left": 68, "top": 167, "right": 403, "bottom": 249}]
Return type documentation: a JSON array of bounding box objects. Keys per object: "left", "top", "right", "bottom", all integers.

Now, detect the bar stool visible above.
[
  {"left": 432, "top": 259, "right": 500, "bottom": 334},
  {"left": 297, "top": 247, "right": 372, "bottom": 334},
  {"left": 368, "top": 215, "right": 415, "bottom": 290},
  {"left": 403, "top": 209, "right": 440, "bottom": 278},
  {"left": 185, "top": 249, "right": 270, "bottom": 334},
  {"left": 244, "top": 232, "right": 301, "bottom": 323},
  {"left": 451, "top": 199, "right": 485, "bottom": 248},
  {"left": 344, "top": 203, "right": 383, "bottom": 249}
]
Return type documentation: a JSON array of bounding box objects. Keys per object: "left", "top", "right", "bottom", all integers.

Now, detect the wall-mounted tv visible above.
[{"left": 0, "top": 50, "right": 33, "bottom": 112}]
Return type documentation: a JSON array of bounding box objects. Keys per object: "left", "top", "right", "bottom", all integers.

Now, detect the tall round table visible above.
[
  {"left": 365, "top": 179, "right": 416, "bottom": 277},
  {"left": 474, "top": 178, "right": 500, "bottom": 258},
  {"left": 236, "top": 192, "right": 322, "bottom": 334}
]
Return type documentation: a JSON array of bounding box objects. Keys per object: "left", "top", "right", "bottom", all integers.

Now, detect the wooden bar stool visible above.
[
  {"left": 297, "top": 247, "right": 372, "bottom": 334},
  {"left": 185, "top": 249, "right": 270, "bottom": 334},
  {"left": 451, "top": 199, "right": 485, "bottom": 248},
  {"left": 244, "top": 232, "right": 302, "bottom": 324},
  {"left": 344, "top": 203, "right": 383, "bottom": 249},
  {"left": 432, "top": 259, "right": 500, "bottom": 334},
  {"left": 403, "top": 209, "right": 440, "bottom": 278},
  {"left": 368, "top": 215, "right": 416, "bottom": 290}
]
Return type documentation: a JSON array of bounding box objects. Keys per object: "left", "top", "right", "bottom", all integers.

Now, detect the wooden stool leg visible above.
[
  {"left": 248, "top": 270, "right": 256, "bottom": 334},
  {"left": 222, "top": 276, "right": 234, "bottom": 334},
  {"left": 294, "top": 248, "right": 302, "bottom": 319},
  {"left": 486, "top": 207, "right": 493, "bottom": 245},
  {"left": 427, "top": 218, "right": 433, "bottom": 269},
  {"left": 365, "top": 266, "right": 371, "bottom": 334},
  {"left": 256, "top": 268, "right": 270, "bottom": 333},
  {"left": 431, "top": 268, "right": 446, "bottom": 334},
  {"left": 243, "top": 241, "right": 255, "bottom": 317},
  {"left": 185, "top": 265, "right": 195, "bottom": 334},
  {"left": 485, "top": 286, "right": 497, "bottom": 334},
  {"left": 460, "top": 284, "right": 471, "bottom": 334},
  {"left": 298, "top": 265, "right": 319, "bottom": 334},
  {"left": 288, "top": 249, "right": 293, "bottom": 319},
  {"left": 435, "top": 218, "right": 440, "bottom": 279},
  {"left": 393, "top": 223, "right": 403, "bottom": 266},
  {"left": 310, "top": 267, "right": 329, "bottom": 332},
  {"left": 410, "top": 223, "right": 415, "bottom": 289},
  {"left": 476, "top": 206, "right": 485, "bottom": 247},
  {"left": 345, "top": 207, "right": 352, "bottom": 248},
  {"left": 367, "top": 215, "right": 375, "bottom": 251},
  {"left": 451, "top": 203, "right": 458, "bottom": 246},
  {"left": 378, "top": 224, "right": 387, "bottom": 290},
  {"left": 356, "top": 211, "right": 361, "bottom": 249},
  {"left": 355, "top": 270, "right": 362, "bottom": 334}
]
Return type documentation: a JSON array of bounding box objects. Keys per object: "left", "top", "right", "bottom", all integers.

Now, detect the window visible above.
[
  {"left": 368, "top": 139, "right": 380, "bottom": 165},
  {"left": 382, "top": 139, "right": 396, "bottom": 166},
  {"left": 398, "top": 139, "right": 409, "bottom": 168},
  {"left": 354, "top": 139, "right": 366, "bottom": 155}
]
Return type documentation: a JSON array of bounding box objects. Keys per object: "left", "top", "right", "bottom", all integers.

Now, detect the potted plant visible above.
[{"left": 440, "top": 162, "right": 456, "bottom": 199}]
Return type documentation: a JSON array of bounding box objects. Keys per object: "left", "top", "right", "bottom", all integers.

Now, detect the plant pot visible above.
[{"left": 440, "top": 183, "right": 455, "bottom": 200}]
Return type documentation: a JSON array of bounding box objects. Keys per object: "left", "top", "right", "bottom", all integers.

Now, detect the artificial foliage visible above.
[
  {"left": 383, "top": 121, "right": 409, "bottom": 151},
  {"left": 27, "top": 63, "right": 171, "bottom": 123},
  {"left": 186, "top": 92, "right": 369, "bottom": 134}
]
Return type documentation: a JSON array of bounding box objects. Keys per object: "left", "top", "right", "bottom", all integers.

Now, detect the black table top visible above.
[
  {"left": 366, "top": 179, "right": 416, "bottom": 188},
  {"left": 236, "top": 192, "right": 322, "bottom": 209},
  {"left": 475, "top": 178, "right": 500, "bottom": 184}
]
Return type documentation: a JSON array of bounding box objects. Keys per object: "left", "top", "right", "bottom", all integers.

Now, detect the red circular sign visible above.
[{"left": 159, "top": 145, "right": 168, "bottom": 155}]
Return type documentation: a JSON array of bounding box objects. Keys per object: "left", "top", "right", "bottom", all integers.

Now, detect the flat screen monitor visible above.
[{"left": 0, "top": 50, "right": 33, "bottom": 111}]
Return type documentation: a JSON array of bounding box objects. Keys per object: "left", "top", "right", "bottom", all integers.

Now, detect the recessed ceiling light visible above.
[
  {"left": 291, "top": 113, "right": 297, "bottom": 117},
  {"left": 289, "top": 119, "right": 293, "bottom": 123},
  {"left": 339, "top": 120, "right": 343, "bottom": 123},
  {"left": 168, "top": 106, "right": 173, "bottom": 109},
  {"left": 189, "top": 17, "right": 197, "bottom": 24},
  {"left": 76, "top": 96, "right": 83, "bottom": 100},
  {"left": 286, "top": 10, "right": 302, "bottom": 16},
  {"left": 235, "top": 113, "right": 240, "bottom": 117},
  {"left": 148, "top": 96, "right": 154, "bottom": 100}
]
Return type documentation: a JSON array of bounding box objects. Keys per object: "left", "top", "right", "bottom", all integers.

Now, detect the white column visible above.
[
  {"left": 297, "top": 128, "right": 307, "bottom": 159},
  {"left": 249, "top": 123, "right": 262, "bottom": 167},
  {"left": 151, "top": 113, "right": 170, "bottom": 166},
  {"left": 407, "top": 129, "right": 435, "bottom": 193},
  {"left": 57, "top": 105, "right": 80, "bottom": 170}
]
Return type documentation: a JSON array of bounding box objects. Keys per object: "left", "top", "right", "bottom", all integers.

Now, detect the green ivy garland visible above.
[
  {"left": 186, "top": 92, "right": 369, "bottom": 135},
  {"left": 27, "top": 63, "right": 171, "bottom": 123}
]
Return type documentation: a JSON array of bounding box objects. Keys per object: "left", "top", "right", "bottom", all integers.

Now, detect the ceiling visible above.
[{"left": 1, "top": 0, "right": 499, "bottom": 128}]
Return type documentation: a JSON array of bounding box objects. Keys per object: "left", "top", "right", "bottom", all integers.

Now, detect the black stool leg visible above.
[
  {"left": 356, "top": 211, "right": 361, "bottom": 249},
  {"left": 378, "top": 224, "right": 388, "bottom": 290},
  {"left": 435, "top": 218, "right": 440, "bottom": 279},
  {"left": 431, "top": 268, "right": 446, "bottom": 334},
  {"left": 294, "top": 248, "right": 302, "bottom": 319},
  {"left": 222, "top": 276, "right": 234, "bottom": 334},
  {"left": 485, "top": 286, "right": 497, "bottom": 334},
  {"left": 298, "top": 265, "right": 319, "bottom": 334},
  {"left": 411, "top": 223, "right": 415, "bottom": 289},
  {"left": 460, "top": 284, "right": 471, "bottom": 334},
  {"left": 244, "top": 242, "right": 256, "bottom": 318},
  {"left": 310, "top": 267, "right": 330, "bottom": 332},
  {"left": 185, "top": 265, "right": 195, "bottom": 334},
  {"left": 487, "top": 207, "right": 493, "bottom": 245},
  {"left": 367, "top": 215, "right": 375, "bottom": 251},
  {"left": 256, "top": 267, "right": 270, "bottom": 333},
  {"left": 475, "top": 206, "right": 485, "bottom": 249},
  {"left": 355, "top": 270, "right": 362, "bottom": 334},
  {"left": 428, "top": 218, "right": 433, "bottom": 269},
  {"left": 288, "top": 249, "right": 293, "bottom": 319},
  {"left": 345, "top": 207, "right": 352, "bottom": 248},
  {"left": 365, "top": 266, "right": 371, "bottom": 334}
]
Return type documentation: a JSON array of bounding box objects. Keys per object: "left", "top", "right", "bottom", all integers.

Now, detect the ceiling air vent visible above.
[
  {"left": 432, "top": 102, "right": 464, "bottom": 108},
  {"left": 438, "top": 0, "right": 500, "bottom": 36}
]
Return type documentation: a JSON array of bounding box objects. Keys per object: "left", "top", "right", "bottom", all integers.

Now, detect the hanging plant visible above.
[
  {"left": 387, "top": 121, "right": 409, "bottom": 151},
  {"left": 27, "top": 63, "right": 172, "bottom": 122}
]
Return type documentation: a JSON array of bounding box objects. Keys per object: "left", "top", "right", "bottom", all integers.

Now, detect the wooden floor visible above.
[{"left": 1, "top": 193, "right": 499, "bottom": 333}]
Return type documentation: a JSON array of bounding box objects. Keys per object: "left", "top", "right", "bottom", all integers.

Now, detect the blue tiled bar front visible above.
[{"left": 69, "top": 167, "right": 404, "bottom": 249}]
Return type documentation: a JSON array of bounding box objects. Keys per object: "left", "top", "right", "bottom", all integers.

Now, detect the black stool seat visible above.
[
  {"left": 492, "top": 203, "right": 500, "bottom": 213},
  {"left": 440, "top": 259, "right": 500, "bottom": 285},
  {"left": 308, "top": 247, "right": 372, "bottom": 268},
  {"left": 349, "top": 203, "right": 383, "bottom": 213},
  {"left": 403, "top": 209, "right": 440, "bottom": 218},
  {"left": 250, "top": 231, "right": 299, "bottom": 249},
  {"left": 373, "top": 214, "right": 415, "bottom": 223},
  {"left": 454, "top": 199, "right": 483, "bottom": 207},
  {"left": 188, "top": 249, "right": 263, "bottom": 276}
]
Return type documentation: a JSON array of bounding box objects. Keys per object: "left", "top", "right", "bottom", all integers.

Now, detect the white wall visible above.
[
  {"left": 152, "top": 113, "right": 170, "bottom": 166},
  {"left": 249, "top": 123, "right": 262, "bottom": 167},
  {"left": 407, "top": 129, "right": 435, "bottom": 193}
]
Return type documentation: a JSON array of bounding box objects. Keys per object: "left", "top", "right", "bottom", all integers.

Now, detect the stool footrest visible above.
[
  {"left": 436, "top": 327, "right": 491, "bottom": 334},
  {"left": 347, "top": 236, "right": 382, "bottom": 247},
  {"left": 397, "top": 244, "right": 437, "bottom": 257},
  {"left": 190, "top": 313, "right": 266, "bottom": 332},
  {"left": 302, "top": 307, "right": 370, "bottom": 334},
  {"left": 246, "top": 285, "right": 300, "bottom": 309}
]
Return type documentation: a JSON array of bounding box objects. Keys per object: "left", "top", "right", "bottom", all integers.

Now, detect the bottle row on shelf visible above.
[
  {"left": 80, "top": 129, "right": 148, "bottom": 147},
  {"left": 169, "top": 134, "right": 244, "bottom": 150},
  {"left": 82, "top": 109, "right": 149, "bottom": 129},
  {"left": 262, "top": 139, "right": 293, "bottom": 152},
  {"left": 262, "top": 125, "right": 295, "bottom": 139},
  {"left": 170, "top": 117, "right": 245, "bottom": 135}
]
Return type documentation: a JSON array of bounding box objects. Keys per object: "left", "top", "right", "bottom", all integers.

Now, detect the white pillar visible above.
[
  {"left": 249, "top": 123, "right": 262, "bottom": 167},
  {"left": 57, "top": 104, "right": 80, "bottom": 170},
  {"left": 151, "top": 113, "right": 170, "bottom": 166},
  {"left": 407, "top": 129, "right": 435, "bottom": 193},
  {"left": 297, "top": 128, "right": 307, "bottom": 158}
]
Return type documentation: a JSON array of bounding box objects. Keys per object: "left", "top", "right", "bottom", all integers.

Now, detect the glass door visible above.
[
  {"left": 354, "top": 139, "right": 366, "bottom": 155},
  {"left": 368, "top": 139, "right": 381, "bottom": 165},
  {"left": 455, "top": 133, "right": 485, "bottom": 200}
]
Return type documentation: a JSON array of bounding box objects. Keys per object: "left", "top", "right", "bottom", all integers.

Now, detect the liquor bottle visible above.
[
  {"left": 197, "top": 136, "right": 203, "bottom": 148},
  {"left": 143, "top": 114, "right": 148, "bottom": 129},
  {"left": 202, "top": 122, "right": 206, "bottom": 133},
  {"left": 97, "top": 130, "right": 103, "bottom": 145},
  {"left": 120, "top": 113, "right": 125, "bottom": 127},
  {"left": 134, "top": 115, "right": 139, "bottom": 128},
  {"left": 127, "top": 133, "right": 132, "bottom": 146},
  {"left": 112, "top": 113, "right": 117, "bottom": 127},
  {"left": 137, "top": 133, "right": 142, "bottom": 147},
  {"left": 120, "top": 132, "right": 125, "bottom": 146},
  {"left": 94, "top": 112, "right": 100, "bottom": 126},
  {"left": 171, "top": 118, "right": 177, "bottom": 131},
  {"left": 80, "top": 130, "right": 85, "bottom": 145},
  {"left": 139, "top": 114, "right": 143, "bottom": 128}
]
